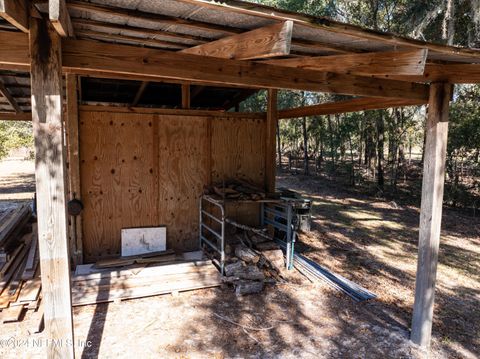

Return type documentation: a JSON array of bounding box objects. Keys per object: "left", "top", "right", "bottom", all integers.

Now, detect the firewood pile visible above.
[
  {"left": 0, "top": 204, "right": 42, "bottom": 326},
  {"left": 208, "top": 179, "right": 266, "bottom": 201},
  {"left": 222, "top": 230, "right": 285, "bottom": 296}
]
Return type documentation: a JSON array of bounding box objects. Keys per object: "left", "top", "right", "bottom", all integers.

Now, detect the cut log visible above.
[
  {"left": 254, "top": 241, "right": 280, "bottom": 251},
  {"left": 261, "top": 249, "right": 285, "bottom": 271},
  {"left": 233, "top": 265, "right": 265, "bottom": 281},
  {"left": 235, "top": 280, "right": 264, "bottom": 296},
  {"left": 235, "top": 244, "right": 260, "bottom": 264},
  {"left": 224, "top": 261, "right": 243, "bottom": 276}
]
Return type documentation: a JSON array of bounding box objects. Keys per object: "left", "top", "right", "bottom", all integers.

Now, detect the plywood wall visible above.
[{"left": 79, "top": 109, "right": 266, "bottom": 261}]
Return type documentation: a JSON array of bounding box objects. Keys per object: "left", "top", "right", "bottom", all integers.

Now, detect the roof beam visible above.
[
  {"left": 60, "top": 38, "right": 429, "bottom": 100},
  {"left": 0, "top": 0, "right": 28, "bottom": 32},
  {"left": 278, "top": 97, "right": 427, "bottom": 119},
  {"left": 49, "top": 0, "right": 74, "bottom": 37},
  {"left": 377, "top": 63, "right": 480, "bottom": 83},
  {"left": 182, "top": 21, "right": 293, "bottom": 60},
  {"left": 264, "top": 49, "right": 428, "bottom": 76},
  {"left": 0, "top": 81, "right": 22, "bottom": 113},
  {"left": 0, "top": 112, "right": 30, "bottom": 121},
  {"left": 0, "top": 32, "right": 430, "bottom": 100}
]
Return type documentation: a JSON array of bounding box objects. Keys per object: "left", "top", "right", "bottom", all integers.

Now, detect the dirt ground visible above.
[
  {"left": 0, "top": 157, "right": 35, "bottom": 210},
  {"left": 1, "top": 163, "right": 479, "bottom": 358}
]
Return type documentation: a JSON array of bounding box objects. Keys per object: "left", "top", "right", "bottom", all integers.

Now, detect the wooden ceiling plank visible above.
[
  {"left": 264, "top": 49, "right": 428, "bottom": 76},
  {"left": 49, "top": 0, "right": 74, "bottom": 37},
  {"left": 0, "top": 0, "right": 28, "bottom": 32},
  {"left": 278, "top": 97, "right": 427, "bottom": 119},
  {"left": 0, "top": 81, "right": 22, "bottom": 113},
  {"left": 181, "top": 21, "right": 293, "bottom": 60}
]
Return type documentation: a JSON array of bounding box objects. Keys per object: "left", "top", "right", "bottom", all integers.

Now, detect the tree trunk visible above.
[
  {"left": 376, "top": 113, "right": 385, "bottom": 189},
  {"left": 302, "top": 117, "right": 309, "bottom": 175},
  {"left": 276, "top": 121, "right": 282, "bottom": 172},
  {"left": 470, "top": 0, "right": 480, "bottom": 47},
  {"left": 327, "top": 114, "right": 336, "bottom": 173},
  {"left": 443, "top": 0, "right": 456, "bottom": 45},
  {"left": 348, "top": 133, "right": 355, "bottom": 186}
]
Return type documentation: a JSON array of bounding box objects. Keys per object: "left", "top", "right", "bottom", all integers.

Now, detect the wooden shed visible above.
[{"left": 0, "top": 0, "right": 479, "bottom": 357}]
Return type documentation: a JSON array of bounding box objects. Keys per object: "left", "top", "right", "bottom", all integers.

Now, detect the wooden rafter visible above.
[
  {"left": 264, "top": 49, "right": 428, "bottom": 76},
  {"left": 182, "top": 21, "right": 294, "bottom": 60},
  {"left": 377, "top": 63, "right": 480, "bottom": 83},
  {"left": 72, "top": 18, "right": 208, "bottom": 44},
  {"left": 0, "top": 0, "right": 28, "bottom": 32},
  {"left": 76, "top": 29, "right": 189, "bottom": 50},
  {"left": 49, "top": 0, "right": 74, "bottom": 37},
  {"left": 181, "top": 84, "right": 190, "bottom": 109},
  {"left": 278, "top": 97, "right": 428, "bottom": 119},
  {"left": 0, "top": 80, "right": 22, "bottom": 113},
  {"left": 131, "top": 81, "right": 149, "bottom": 107}
]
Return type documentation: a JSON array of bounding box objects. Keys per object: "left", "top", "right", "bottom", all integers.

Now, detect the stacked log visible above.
[
  {"left": 223, "top": 242, "right": 285, "bottom": 296},
  {"left": 208, "top": 179, "right": 266, "bottom": 201}
]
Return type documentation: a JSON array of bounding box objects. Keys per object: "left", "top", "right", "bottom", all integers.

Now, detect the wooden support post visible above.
[
  {"left": 66, "top": 74, "right": 83, "bottom": 266},
  {"left": 182, "top": 84, "right": 190, "bottom": 109},
  {"left": 29, "top": 17, "right": 74, "bottom": 358},
  {"left": 265, "top": 89, "right": 277, "bottom": 194},
  {"left": 411, "top": 82, "right": 452, "bottom": 348}
]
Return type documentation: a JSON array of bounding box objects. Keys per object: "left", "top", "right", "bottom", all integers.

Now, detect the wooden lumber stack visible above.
[
  {"left": 0, "top": 205, "right": 32, "bottom": 260},
  {"left": 71, "top": 259, "right": 222, "bottom": 306},
  {"left": 0, "top": 205, "right": 41, "bottom": 324},
  {"left": 209, "top": 179, "right": 266, "bottom": 201}
]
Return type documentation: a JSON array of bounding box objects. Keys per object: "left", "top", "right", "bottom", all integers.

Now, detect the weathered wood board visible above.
[{"left": 80, "top": 109, "right": 266, "bottom": 261}]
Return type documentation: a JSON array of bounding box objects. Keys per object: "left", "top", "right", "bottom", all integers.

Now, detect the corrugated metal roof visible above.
[{"left": 59, "top": 0, "right": 480, "bottom": 63}]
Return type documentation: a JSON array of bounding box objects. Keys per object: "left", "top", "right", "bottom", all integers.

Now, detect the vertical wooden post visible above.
[
  {"left": 30, "top": 17, "right": 75, "bottom": 358},
  {"left": 182, "top": 84, "right": 190, "bottom": 109},
  {"left": 66, "top": 74, "right": 83, "bottom": 266},
  {"left": 411, "top": 82, "right": 452, "bottom": 348},
  {"left": 265, "top": 89, "right": 278, "bottom": 194}
]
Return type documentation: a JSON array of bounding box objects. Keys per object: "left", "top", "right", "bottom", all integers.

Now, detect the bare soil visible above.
[{"left": 0, "top": 167, "right": 478, "bottom": 358}]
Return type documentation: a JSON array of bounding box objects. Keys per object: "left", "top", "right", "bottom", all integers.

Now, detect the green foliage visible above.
[{"left": 0, "top": 121, "right": 34, "bottom": 160}]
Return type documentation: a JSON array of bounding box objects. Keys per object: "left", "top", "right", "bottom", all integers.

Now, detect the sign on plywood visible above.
[{"left": 121, "top": 227, "right": 167, "bottom": 257}]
